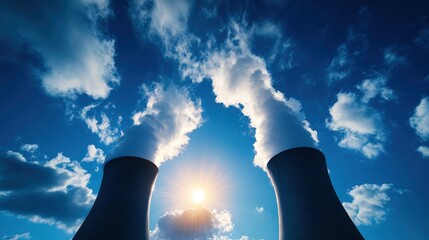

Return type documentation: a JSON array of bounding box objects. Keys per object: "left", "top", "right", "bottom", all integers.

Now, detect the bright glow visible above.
[
  {"left": 191, "top": 188, "right": 205, "bottom": 204},
  {"left": 153, "top": 157, "right": 234, "bottom": 210}
]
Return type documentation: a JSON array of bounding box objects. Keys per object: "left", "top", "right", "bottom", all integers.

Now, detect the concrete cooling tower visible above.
[
  {"left": 267, "top": 147, "right": 364, "bottom": 240},
  {"left": 73, "top": 157, "right": 158, "bottom": 240}
]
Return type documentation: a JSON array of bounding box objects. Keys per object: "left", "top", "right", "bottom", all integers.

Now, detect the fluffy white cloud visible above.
[
  {"left": 81, "top": 104, "right": 123, "bottom": 145},
  {"left": 108, "top": 83, "right": 203, "bottom": 166},
  {"left": 410, "top": 97, "right": 429, "bottom": 140},
  {"left": 343, "top": 183, "right": 393, "bottom": 226},
  {"left": 2, "top": 232, "right": 31, "bottom": 240},
  {"left": 417, "top": 146, "right": 429, "bottom": 158},
  {"left": 0, "top": 151, "right": 95, "bottom": 233},
  {"left": 0, "top": 0, "right": 119, "bottom": 99},
  {"left": 255, "top": 206, "right": 264, "bottom": 213},
  {"left": 327, "top": 92, "right": 385, "bottom": 158},
  {"left": 82, "top": 144, "right": 105, "bottom": 164},
  {"left": 19, "top": 144, "right": 39, "bottom": 153},
  {"left": 150, "top": 208, "right": 233, "bottom": 240}
]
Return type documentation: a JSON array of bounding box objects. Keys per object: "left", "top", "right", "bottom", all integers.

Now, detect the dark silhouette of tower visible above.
[
  {"left": 267, "top": 147, "right": 364, "bottom": 240},
  {"left": 73, "top": 157, "right": 158, "bottom": 240}
]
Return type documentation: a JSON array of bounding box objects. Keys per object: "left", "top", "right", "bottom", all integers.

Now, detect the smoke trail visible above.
[
  {"left": 197, "top": 22, "right": 318, "bottom": 170},
  {"left": 107, "top": 83, "right": 203, "bottom": 166}
]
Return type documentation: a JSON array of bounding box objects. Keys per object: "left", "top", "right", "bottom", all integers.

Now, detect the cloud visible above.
[
  {"left": 329, "top": 94, "right": 381, "bottom": 134},
  {"left": 383, "top": 47, "right": 407, "bottom": 69},
  {"left": 326, "top": 44, "right": 353, "bottom": 82},
  {"left": 410, "top": 97, "right": 429, "bottom": 141},
  {"left": 0, "top": 0, "right": 119, "bottom": 99},
  {"left": 357, "top": 76, "right": 395, "bottom": 103},
  {"left": 410, "top": 97, "right": 429, "bottom": 156},
  {"left": 2, "top": 232, "right": 31, "bottom": 240},
  {"left": 82, "top": 144, "right": 105, "bottom": 164},
  {"left": 249, "top": 21, "right": 293, "bottom": 69},
  {"left": 415, "top": 26, "right": 429, "bottom": 50},
  {"left": 0, "top": 151, "right": 95, "bottom": 233},
  {"left": 255, "top": 206, "right": 264, "bottom": 213},
  {"left": 150, "top": 208, "right": 233, "bottom": 240},
  {"left": 130, "top": 0, "right": 204, "bottom": 82},
  {"left": 327, "top": 74, "right": 395, "bottom": 159},
  {"left": 417, "top": 146, "right": 429, "bottom": 158},
  {"left": 81, "top": 104, "right": 123, "bottom": 145},
  {"left": 326, "top": 7, "right": 369, "bottom": 83},
  {"left": 130, "top": 0, "right": 192, "bottom": 48},
  {"left": 108, "top": 83, "right": 203, "bottom": 166},
  {"left": 19, "top": 144, "right": 39, "bottom": 154},
  {"left": 342, "top": 183, "right": 393, "bottom": 226},
  {"left": 327, "top": 92, "right": 385, "bottom": 158}
]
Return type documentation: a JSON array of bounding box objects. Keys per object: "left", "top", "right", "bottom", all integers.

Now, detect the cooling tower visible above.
[
  {"left": 267, "top": 147, "right": 364, "bottom": 240},
  {"left": 73, "top": 157, "right": 158, "bottom": 240}
]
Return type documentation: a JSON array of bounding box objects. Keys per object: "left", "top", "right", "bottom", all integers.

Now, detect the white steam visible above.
[
  {"left": 107, "top": 83, "right": 203, "bottom": 166},
  {"left": 197, "top": 22, "right": 318, "bottom": 170},
  {"left": 130, "top": 5, "right": 318, "bottom": 170}
]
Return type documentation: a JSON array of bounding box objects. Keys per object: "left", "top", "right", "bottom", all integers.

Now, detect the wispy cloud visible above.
[
  {"left": 0, "top": 151, "right": 95, "bottom": 233},
  {"left": 108, "top": 83, "right": 203, "bottom": 166},
  {"left": 326, "top": 7, "right": 370, "bottom": 83},
  {"left": 357, "top": 76, "right": 396, "bottom": 103},
  {"left": 415, "top": 25, "right": 429, "bottom": 51},
  {"left": 2, "top": 232, "right": 31, "bottom": 240},
  {"left": 130, "top": 0, "right": 205, "bottom": 83},
  {"left": 342, "top": 183, "right": 393, "bottom": 226},
  {"left": 249, "top": 21, "right": 293, "bottom": 69},
  {"left": 80, "top": 104, "right": 123, "bottom": 145},
  {"left": 383, "top": 47, "right": 407, "bottom": 69},
  {"left": 19, "top": 144, "right": 39, "bottom": 154},
  {"left": 0, "top": 0, "right": 119, "bottom": 99},
  {"left": 130, "top": 0, "right": 192, "bottom": 51},
  {"left": 150, "top": 208, "right": 233, "bottom": 240}
]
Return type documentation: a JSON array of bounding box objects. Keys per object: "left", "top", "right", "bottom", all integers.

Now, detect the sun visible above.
[
  {"left": 191, "top": 188, "right": 206, "bottom": 204},
  {"left": 157, "top": 158, "right": 234, "bottom": 210}
]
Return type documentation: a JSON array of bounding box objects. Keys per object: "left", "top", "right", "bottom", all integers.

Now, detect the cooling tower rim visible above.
[
  {"left": 267, "top": 147, "right": 324, "bottom": 169},
  {"left": 103, "top": 156, "right": 159, "bottom": 172}
]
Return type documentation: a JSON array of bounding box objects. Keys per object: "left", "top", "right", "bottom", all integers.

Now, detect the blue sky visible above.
[{"left": 1, "top": 0, "right": 429, "bottom": 239}]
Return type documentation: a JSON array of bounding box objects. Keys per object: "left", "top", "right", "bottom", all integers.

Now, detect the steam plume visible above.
[
  {"left": 107, "top": 83, "right": 203, "bottom": 166},
  {"left": 196, "top": 22, "right": 318, "bottom": 170}
]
